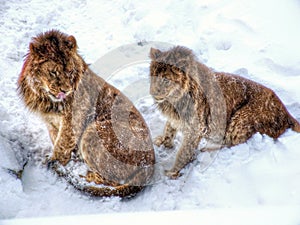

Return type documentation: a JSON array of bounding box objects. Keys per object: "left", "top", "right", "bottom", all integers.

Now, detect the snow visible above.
[
  {"left": 1, "top": 0, "right": 300, "bottom": 223},
  {"left": 2, "top": 207, "right": 300, "bottom": 225}
]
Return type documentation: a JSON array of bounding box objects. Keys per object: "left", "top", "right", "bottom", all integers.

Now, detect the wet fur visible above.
[
  {"left": 18, "top": 30, "right": 155, "bottom": 197},
  {"left": 149, "top": 46, "right": 300, "bottom": 178}
]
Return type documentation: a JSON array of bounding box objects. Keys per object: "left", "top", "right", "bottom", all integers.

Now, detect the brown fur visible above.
[
  {"left": 18, "top": 30, "right": 155, "bottom": 197},
  {"left": 149, "top": 46, "right": 300, "bottom": 179}
]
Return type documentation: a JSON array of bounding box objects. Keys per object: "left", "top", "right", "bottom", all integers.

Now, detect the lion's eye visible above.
[
  {"left": 49, "top": 71, "right": 58, "bottom": 77},
  {"left": 66, "top": 69, "right": 75, "bottom": 77},
  {"left": 163, "top": 78, "right": 171, "bottom": 85}
]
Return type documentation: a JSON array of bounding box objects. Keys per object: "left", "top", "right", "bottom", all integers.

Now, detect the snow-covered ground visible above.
[{"left": 1, "top": 0, "right": 300, "bottom": 223}]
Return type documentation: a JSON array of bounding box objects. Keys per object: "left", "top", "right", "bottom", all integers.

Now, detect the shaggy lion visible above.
[
  {"left": 149, "top": 46, "right": 300, "bottom": 179},
  {"left": 18, "top": 30, "right": 155, "bottom": 197}
]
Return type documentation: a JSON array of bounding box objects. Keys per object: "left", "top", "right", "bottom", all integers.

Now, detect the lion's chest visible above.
[
  {"left": 41, "top": 114, "right": 62, "bottom": 144},
  {"left": 43, "top": 113, "right": 61, "bottom": 128}
]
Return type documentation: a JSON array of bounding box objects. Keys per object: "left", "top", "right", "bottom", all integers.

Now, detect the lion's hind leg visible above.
[{"left": 224, "top": 104, "right": 258, "bottom": 147}]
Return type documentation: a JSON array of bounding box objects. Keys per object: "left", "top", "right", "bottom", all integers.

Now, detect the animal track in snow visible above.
[{"left": 215, "top": 40, "right": 232, "bottom": 51}]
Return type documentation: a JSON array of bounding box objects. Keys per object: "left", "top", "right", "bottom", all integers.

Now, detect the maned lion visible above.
[
  {"left": 18, "top": 30, "right": 155, "bottom": 197},
  {"left": 149, "top": 46, "right": 300, "bottom": 179}
]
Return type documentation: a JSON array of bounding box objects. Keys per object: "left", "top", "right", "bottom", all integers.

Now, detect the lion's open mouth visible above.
[
  {"left": 48, "top": 92, "right": 67, "bottom": 102},
  {"left": 153, "top": 96, "right": 165, "bottom": 103}
]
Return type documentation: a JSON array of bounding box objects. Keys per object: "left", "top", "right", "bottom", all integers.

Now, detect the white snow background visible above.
[{"left": 1, "top": 0, "right": 300, "bottom": 223}]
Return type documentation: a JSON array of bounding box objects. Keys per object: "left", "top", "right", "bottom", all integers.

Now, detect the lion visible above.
[
  {"left": 149, "top": 46, "right": 300, "bottom": 179},
  {"left": 17, "top": 30, "right": 155, "bottom": 197}
]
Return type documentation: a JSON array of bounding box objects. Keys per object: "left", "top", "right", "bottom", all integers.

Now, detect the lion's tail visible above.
[
  {"left": 79, "top": 184, "right": 144, "bottom": 198},
  {"left": 292, "top": 120, "right": 300, "bottom": 133},
  {"left": 52, "top": 163, "right": 151, "bottom": 198},
  {"left": 58, "top": 171, "right": 145, "bottom": 198},
  {"left": 289, "top": 115, "right": 300, "bottom": 133}
]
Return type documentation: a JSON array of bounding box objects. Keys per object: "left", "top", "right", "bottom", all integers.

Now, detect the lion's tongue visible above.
[{"left": 57, "top": 92, "right": 66, "bottom": 100}]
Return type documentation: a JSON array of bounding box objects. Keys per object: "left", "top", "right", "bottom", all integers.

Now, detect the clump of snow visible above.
[{"left": 1, "top": 0, "right": 300, "bottom": 222}]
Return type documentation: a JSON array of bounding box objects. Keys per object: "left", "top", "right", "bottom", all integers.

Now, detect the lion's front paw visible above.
[
  {"left": 154, "top": 135, "right": 164, "bottom": 146},
  {"left": 43, "top": 154, "right": 58, "bottom": 170},
  {"left": 154, "top": 136, "right": 174, "bottom": 148},
  {"left": 164, "top": 169, "right": 181, "bottom": 179},
  {"left": 51, "top": 148, "right": 71, "bottom": 166},
  {"left": 46, "top": 158, "right": 59, "bottom": 170}
]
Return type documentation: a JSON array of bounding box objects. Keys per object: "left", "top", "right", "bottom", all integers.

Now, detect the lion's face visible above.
[
  {"left": 149, "top": 62, "right": 184, "bottom": 103},
  {"left": 18, "top": 30, "right": 86, "bottom": 107},
  {"left": 32, "top": 60, "right": 79, "bottom": 103},
  {"left": 149, "top": 48, "right": 189, "bottom": 104}
]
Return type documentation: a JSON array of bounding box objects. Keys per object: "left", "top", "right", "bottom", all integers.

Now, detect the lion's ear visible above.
[
  {"left": 29, "top": 42, "right": 37, "bottom": 54},
  {"left": 149, "top": 47, "right": 161, "bottom": 60},
  {"left": 66, "top": 35, "right": 77, "bottom": 50}
]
